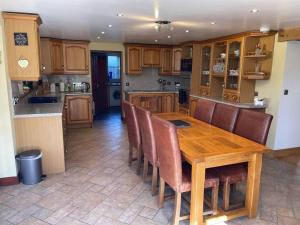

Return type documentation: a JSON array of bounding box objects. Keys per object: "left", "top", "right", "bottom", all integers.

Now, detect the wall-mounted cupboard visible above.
[
  {"left": 194, "top": 31, "right": 276, "bottom": 103},
  {"left": 125, "top": 44, "right": 183, "bottom": 76},
  {"left": 40, "top": 38, "right": 89, "bottom": 75}
]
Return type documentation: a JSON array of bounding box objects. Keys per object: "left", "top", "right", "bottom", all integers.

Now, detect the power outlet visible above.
[
  {"left": 126, "top": 82, "right": 129, "bottom": 86},
  {"left": 284, "top": 89, "right": 288, "bottom": 95}
]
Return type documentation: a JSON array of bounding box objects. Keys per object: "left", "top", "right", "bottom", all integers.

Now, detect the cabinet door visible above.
[
  {"left": 40, "top": 38, "right": 53, "bottom": 74},
  {"left": 160, "top": 48, "right": 172, "bottom": 74},
  {"left": 162, "top": 94, "right": 174, "bottom": 113},
  {"left": 189, "top": 97, "right": 198, "bottom": 117},
  {"left": 140, "top": 96, "right": 162, "bottom": 113},
  {"left": 126, "top": 47, "right": 142, "bottom": 75},
  {"left": 66, "top": 96, "right": 92, "bottom": 125},
  {"left": 51, "top": 41, "right": 64, "bottom": 73},
  {"left": 64, "top": 42, "right": 89, "bottom": 74},
  {"left": 172, "top": 48, "right": 182, "bottom": 75},
  {"left": 142, "top": 48, "right": 161, "bottom": 67}
]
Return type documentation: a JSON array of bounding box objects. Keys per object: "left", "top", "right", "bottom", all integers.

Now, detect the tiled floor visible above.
[{"left": 1, "top": 112, "right": 300, "bottom": 225}]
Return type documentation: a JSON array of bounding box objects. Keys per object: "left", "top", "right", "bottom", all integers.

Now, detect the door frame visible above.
[{"left": 90, "top": 50, "right": 123, "bottom": 115}]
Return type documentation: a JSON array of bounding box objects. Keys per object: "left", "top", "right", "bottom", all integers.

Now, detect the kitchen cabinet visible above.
[
  {"left": 50, "top": 40, "right": 64, "bottom": 74},
  {"left": 189, "top": 96, "right": 198, "bottom": 117},
  {"left": 66, "top": 95, "right": 93, "bottom": 127},
  {"left": 63, "top": 41, "right": 89, "bottom": 74},
  {"left": 40, "top": 38, "right": 90, "bottom": 75},
  {"left": 126, "top": 92, "right": 176, "bottom": 113},
  {"left": 142, "top": 47, "right": 161, "bottom": 67},
  {"left": 160, "top": 48, "right": 173, "bottom": 75},
  {"left": 3, "top": 12, "right": 42, "bottom": 81},
  {"left": 126, "top": 46, "right": 142, "bottom": 75},
  {"left": 172, "top": 48, "right": 182, "bottom": 75}
]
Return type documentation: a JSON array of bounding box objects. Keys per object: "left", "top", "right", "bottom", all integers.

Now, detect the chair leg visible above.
[
  {"left": 158, "top": 177, "right": 165, "bottom": 208},
  {"left": 172, "top": 192, "right": 182, "bottom": 225},
  {"left": 143, "top": 156, "right": 149, "bottom": 181},
  {"left": 211, "top": 185, "right": 219, "bottom": 215},
  {"left": 222, "top": 181, "right": 231, "bottom": 211},
  {"left": 151, "top": 166, "right": 158, "bottom": 195},
  {"left": 128, "top": 144, "right": 133, "bottom": 166},
  {"left": 136, "top": 148, "right": 142, "bottom": 175}
]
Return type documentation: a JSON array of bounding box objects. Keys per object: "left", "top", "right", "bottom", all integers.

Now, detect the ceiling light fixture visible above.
[
  {"left": 154, "top": 20, "right": 172, "bottom": 32},
  {"left": 167, "top": 35, "right": 171, "bottom": 39},
  {"left": 250, "top": 8, "right": 259, "bottom": 13},
  {"left": 185, "top": 29, "right": 189, "bottom": 33},
  {"left": 117, "top": 13, "right": 124, "bottom": 17},
  {"left": 108, "top": 24, "right": 112, "bottom": 28},
  {"left": 101, "top": 31, "right": 105, "bottom": 34},
  {"left": 155, "top": 39, "right": 158, "bottom": 43},
  {"left": 97, "top": 36, "right": 101, "bottom": 39},
  {"left": 154, "top": 9, "right": 159, "bottom": 19},
  {"left": 210, "top": 22, "right": 216, "bottom": 25}
]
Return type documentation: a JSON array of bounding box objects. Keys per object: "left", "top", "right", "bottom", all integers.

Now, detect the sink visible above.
[{"left": 28, "top": 96, "right": 58, "bottom": 104}]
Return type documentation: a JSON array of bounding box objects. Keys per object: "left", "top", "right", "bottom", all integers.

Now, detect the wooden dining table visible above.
[{"left": 157, "top": 113, "right": 267, "bottom": 225}]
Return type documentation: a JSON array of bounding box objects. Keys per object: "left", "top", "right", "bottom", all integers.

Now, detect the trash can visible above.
[{"left": 16, "top": 150, "right": 42, "bottom": 185}]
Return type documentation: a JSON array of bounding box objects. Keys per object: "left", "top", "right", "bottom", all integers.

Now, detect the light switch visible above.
[{"left": 284, "top": 89, "right": 288, "bottom": 95}]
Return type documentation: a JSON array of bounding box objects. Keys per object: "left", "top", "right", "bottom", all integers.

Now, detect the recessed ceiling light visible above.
[
  {"left": 250, "top": 8, "right": 259, "bottom": 13},
  {"left": 101, "top": 31, "right": 105, "bottom": 34},
  {"left": 210, "top": 22, "right": 216, "bottom": 25},
  {"left": 117, "top": 13, "right": 124, "bottom": 17},
  {"left": 108, "top": 24, "right": 112, "bottom": 28},
  {"left": 97, "top": 36, "right": 101, "bottom": 39},
  {"left": 185, "top": 30, "right": 189, "bottom": 33},
  {"left": 167, "top": 35, "right": 171, "bottom": 39},
  {"left": 155, "top": 39, "right": 158, "bottom": 43}
]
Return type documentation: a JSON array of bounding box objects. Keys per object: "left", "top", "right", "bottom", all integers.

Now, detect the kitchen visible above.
[{"left": 1, "top": 1, "right": 300, "bottom": 225}]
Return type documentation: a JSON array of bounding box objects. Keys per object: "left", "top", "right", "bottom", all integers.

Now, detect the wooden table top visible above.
[{"left": 157, "top": 113, "right": 267, "bottom": 165}]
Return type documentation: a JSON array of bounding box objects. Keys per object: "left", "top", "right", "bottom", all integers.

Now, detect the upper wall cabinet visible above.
[
  {"left": 160, "top": 48, "right": 172, "bottom": 75},
  {"left": 172, "top": 48, "right": 182, "bottom": 75},
  {"left": 142, "top": 47, "right": 161, "bottom": 67},
  {"left": 40, "top": 38, "right": 89, "bottom": 75},
  {"left": 63, "top": 41, "right": 89, "bottom": 74},
  {"left": 3, "top": 13, "right": 42, "bottom": 81},
  {"left": 126, "top": 46, "right": 142, "bottom": 75}
]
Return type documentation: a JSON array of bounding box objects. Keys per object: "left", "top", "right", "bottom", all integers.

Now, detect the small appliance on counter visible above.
[
  {"left": 81, "top": 82, "right": 90, "bottom": 92},
  {"left": 50, "top": 83, "right": 56, "bottom": 93}
]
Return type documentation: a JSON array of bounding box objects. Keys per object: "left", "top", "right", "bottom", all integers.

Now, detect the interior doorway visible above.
[{"left": 91, "top": 51, "right": 122, "bottom": 118}]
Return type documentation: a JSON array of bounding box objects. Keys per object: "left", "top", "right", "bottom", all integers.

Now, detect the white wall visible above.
[
  {"left": 0, "top": 14, "right": 17, "bottom": 178},
  {"left": 273, "top": 41, "right": 300, "bottom": 149}
]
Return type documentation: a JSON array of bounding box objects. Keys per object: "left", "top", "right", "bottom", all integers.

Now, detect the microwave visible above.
[{"left": 181, "top": 58, "right": 192, "bottom": 73}]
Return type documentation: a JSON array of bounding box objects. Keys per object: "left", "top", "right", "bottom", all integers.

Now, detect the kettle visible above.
[{"left": 81, "top": 82, "right": 90, "bottom": 92}]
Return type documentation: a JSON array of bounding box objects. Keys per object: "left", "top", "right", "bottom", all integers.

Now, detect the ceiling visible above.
[{"left": 1, "top": 0, "right": 300, "bottom": 44}]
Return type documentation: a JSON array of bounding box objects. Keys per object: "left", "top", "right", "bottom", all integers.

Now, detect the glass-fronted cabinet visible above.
[
  {"left": 226, "top": 39, "right": 242, "bottom": 90},
  {"left": 200, "top": 45, "right": 212, "bottom": 87}
]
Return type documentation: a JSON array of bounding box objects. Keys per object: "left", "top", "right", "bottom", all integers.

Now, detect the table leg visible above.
[
  {"left": 245, "top": 153, "right": 263, "bottom": 218},
  {"left": 190, "top": 161, "right": 205, "bottom": 225}
]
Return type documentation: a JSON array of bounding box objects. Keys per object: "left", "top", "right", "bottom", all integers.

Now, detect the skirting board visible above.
[{"left": 0, "top": 176, "right": 19, "bottom": 186}]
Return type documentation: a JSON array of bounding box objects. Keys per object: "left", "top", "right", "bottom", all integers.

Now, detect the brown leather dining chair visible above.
[
  {"left": 151, "top": 116, "right": 219, "bottom": 225},
  {"left": 194, "top": 99, "right": 216, "bottom": 123},
  {"left": 211, "top": 103, "right": 239, "bottom": 132},
  {"left": 215, "top": 109, "right": 273, "bottom": 211},
  {"left": 122, "top": 101, "right": 142, "bottom": 174},
  {"left": 135, "top": 106, "right": 159, "bottom": 195}
]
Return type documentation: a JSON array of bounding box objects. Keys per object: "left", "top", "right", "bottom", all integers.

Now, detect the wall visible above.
[
  {"left": 0, "top": 14, "right": 17, "bottom": 178},
  {"left": 273, "top": 41, "right": 300, "bottom": 149}
]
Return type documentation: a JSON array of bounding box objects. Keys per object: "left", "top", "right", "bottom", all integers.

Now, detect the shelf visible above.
[
  {"left": 242, "top": 72, "right": 270, "bottom": 80},
  {"left": 212, "top": 73, "right": 225, "bottom": 78}
]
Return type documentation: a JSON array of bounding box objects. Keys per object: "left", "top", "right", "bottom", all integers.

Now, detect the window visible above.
[{"left": 107, "top": 55, "right": 120, "bottom": 80}]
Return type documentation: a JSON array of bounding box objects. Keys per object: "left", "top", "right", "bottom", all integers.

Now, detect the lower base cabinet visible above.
[
  {"left": 65, "top": 95, "right": 93, "bottom": 127},
  {"left": 126, "top": 93, "right": 176, "bottom": 113}
]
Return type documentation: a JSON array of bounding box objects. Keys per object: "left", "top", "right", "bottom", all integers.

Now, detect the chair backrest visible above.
[
  {"left": 135, "top": 106, "right": 157, "bottom": 166},
  {"left": 194, "top": 99, "right": 216, "bottom": 123},
  {"left": 122, "top": 101, "right": 141, "bottom": 149},
  {"left": 151, "top": 116, "right": 182, "bottom": 192},
  {"left": 234, "top": 109, "right": 273, "bottom": 145},
  {"left": 211, "top": 103, "right": 239, "bottom": 132}
]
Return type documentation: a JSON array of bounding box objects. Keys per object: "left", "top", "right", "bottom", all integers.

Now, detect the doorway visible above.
[{"left": 91, "top": 51, "right": 122, "bottom": 118}]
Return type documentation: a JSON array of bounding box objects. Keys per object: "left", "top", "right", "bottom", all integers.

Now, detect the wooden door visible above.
[
  {"left": 66, "top": 95, "right": 92, "bottom": 125},
  {"left": 143, "top": 48, "right": 161, "bottom": 67},
  {"left": 64, "top": 42, "right": 89, "bottom": 74},
  {"left": 40, "top": 38, "right": 52, "bottom": 74},
  {"left": 140, "top": 96, "right": 162, "bottom": 113},
  {"left": 172, "top": 48, "right": 182, "bottom": 75},
  {"left": 162, "top": 94, "right": 174, "bottom": 113},
  {"left": 126, "top": 47, "right": 142, "bottom": 74},
  {"left": 51, "top": 40, "right": 64, "bottom": 73},
  {"left": 160, "top": 48, "right": 172, "bottom": 74}
]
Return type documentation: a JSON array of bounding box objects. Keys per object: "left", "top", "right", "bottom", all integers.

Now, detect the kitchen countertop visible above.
[
  {"left": 124, "top": 90, "right": 178, "bottom": 94},
  {"left": 14, "top": 91, "right": 92, "bottom": 118},
  {"left": 190, "top": 95, "right": 267, "bottom": 109}
]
